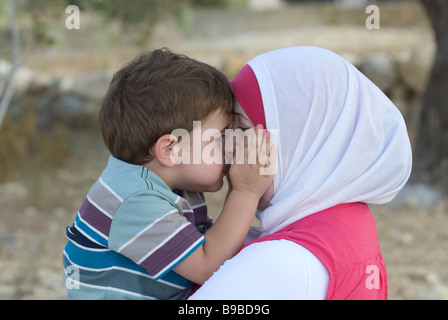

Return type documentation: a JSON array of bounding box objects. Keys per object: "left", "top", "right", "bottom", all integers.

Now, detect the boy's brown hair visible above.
[{"left": 99, "top": 48, "right": 233, "bottom": 165}]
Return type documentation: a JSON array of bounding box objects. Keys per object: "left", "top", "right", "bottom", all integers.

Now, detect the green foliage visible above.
[
  {"left": 1, "top": 0, "right": 244, "bottom": 50},
  {"left": 192, "top": 0, "right": 229, "bottom": 7},
  {"left": 69, "top": 0, "right": 177, "bottom": 26},
  {"left": 30, "top": 12, "right": 55, "bottom": 46}
]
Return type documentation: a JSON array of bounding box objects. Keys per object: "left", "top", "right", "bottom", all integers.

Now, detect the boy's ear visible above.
[{"left": 153, "top": 134, "right": 178, "bottom": 168}]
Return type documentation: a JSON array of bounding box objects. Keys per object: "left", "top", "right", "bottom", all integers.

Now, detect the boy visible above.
[{"left": 63, "top": 48, "right": 275, "bottom": 299}]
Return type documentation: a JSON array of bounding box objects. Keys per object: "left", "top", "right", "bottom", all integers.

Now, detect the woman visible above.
[{"left": 189, "top": 46, "right": 412, "bottom": 300}]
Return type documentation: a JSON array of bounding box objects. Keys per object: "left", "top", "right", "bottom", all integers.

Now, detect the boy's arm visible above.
[
  {"left": 173, "top": 188, "right": 262, "bottom": 284},
  {"left": 173, "top": 127, "right": 277, "bottom": 284}
]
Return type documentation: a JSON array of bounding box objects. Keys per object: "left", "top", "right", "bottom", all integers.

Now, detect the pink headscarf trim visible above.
[{"left": 230, "top": 64, "right": 266, "bottom": 128}]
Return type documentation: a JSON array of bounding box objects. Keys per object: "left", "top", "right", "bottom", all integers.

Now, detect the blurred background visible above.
[{"left": 0, "top": 0, "right": 447, "bottom": 299}]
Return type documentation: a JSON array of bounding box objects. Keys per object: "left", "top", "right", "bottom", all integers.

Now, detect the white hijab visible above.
[{"left": 244, "top": 46, "right": 412, "bottom": 241}]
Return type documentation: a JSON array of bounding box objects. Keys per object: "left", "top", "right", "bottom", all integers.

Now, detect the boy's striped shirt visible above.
[{"left": 63, "top": 156, "right": 211, "bottom": 300}]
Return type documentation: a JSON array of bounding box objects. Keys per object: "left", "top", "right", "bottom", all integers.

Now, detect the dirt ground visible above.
[
  {"left": 0, "top": 131, "right": 447, "bottom": 300},
  {"left": 1, "top": 2, "right": 447, "bottom": 299}
]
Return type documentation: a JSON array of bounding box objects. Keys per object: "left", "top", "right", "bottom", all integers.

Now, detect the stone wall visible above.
[
  {"left": 1, "top": 63, "right": 113, "bottom": 129},
  {"left": 1, "top": 44, "right": 434, "bottom": 137}
]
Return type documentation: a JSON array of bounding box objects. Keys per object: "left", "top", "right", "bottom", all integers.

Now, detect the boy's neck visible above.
[{"left": 144, "top": 159, "right": 176, "bottom": 190}]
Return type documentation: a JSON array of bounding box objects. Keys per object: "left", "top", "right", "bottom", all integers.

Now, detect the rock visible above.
[
  {"left": 0, "top": 61, "right": 31, "bottom": 93},
  {"left": 399, "top": 232, "right": 414, "bottom": 246},
  {"left": 0, "top": 285, "right": 15, "bottom": 299},
  {"left": 335, "top": 0, "right": 368, "bottom": 8},
  {"left": 247, "top": 0, "right": 283, "bottom": 11},
  {"left": 399, "top": 46, "right": 435, "bottom": 94},
  {"left": 391, "top": 183, "right": 444, "bottom": 207},
  {"left": 360, "top": 53, "right": 397, "bottom": 94},
  {"left": 71, "top": 71, "right": 113, "bottom": 102},
  {"left": 411, "top": 272, "right": 448, "bottom": 300},
  {"left": 0, "top": 60, "right": 52, "bottom": 97},
  {"left": 340, "top": 52, "right": 362, "bottom": 68},
  {"left": 0, "top": 182, "right": 28, "bottom": 199},
  {"left": 5, "top": 70, "right": 105, "bottom": 129},
  {"left": 53, "top": 93, "right": 84, "bottom": 124}
]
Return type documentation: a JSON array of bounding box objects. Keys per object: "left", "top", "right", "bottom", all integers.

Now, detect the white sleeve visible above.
[{"left": 189, "top": 239, "right": 329, "bottom": 300}]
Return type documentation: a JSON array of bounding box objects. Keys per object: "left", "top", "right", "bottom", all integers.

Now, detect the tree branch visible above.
[{"left": 0, "top": 0, "right": 20, "bottom": 129}]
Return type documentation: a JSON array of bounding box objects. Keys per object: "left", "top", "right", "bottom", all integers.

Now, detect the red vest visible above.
[{"left": 245, "top": 202, "right": 387, "bottom": 300}]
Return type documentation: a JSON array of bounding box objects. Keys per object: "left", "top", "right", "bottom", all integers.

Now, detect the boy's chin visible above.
[{"left": 203, "top": 178, "right": 224, "bottom": 193}]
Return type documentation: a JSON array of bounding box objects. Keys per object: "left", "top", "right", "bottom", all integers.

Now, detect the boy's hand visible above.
[
  {"left": 173, "top": 125, "right": 277, "bottom": 285},
  {"left": 229, "top": 124, "right": 277, "bottom": 200}
]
